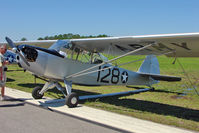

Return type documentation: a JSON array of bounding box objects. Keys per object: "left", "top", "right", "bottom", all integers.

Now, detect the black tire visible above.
[
  {"left": 65, "top": 92, "right": 79, "bottom": 108},
  {"left": 150, "top": 87, "right": 155, "bottom": 91},
  {"left": 32, "top": 86, "right": 44, "bottom": 99}
]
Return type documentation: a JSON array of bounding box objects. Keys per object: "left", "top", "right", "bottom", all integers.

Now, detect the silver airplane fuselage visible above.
[{"left": 18, "top": 48, "right": 155, "bottom": 87}]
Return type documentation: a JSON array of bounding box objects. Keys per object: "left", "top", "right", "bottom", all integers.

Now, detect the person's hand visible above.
[{"left": 4, "top": 61, "right": 9, "bottom": 65}]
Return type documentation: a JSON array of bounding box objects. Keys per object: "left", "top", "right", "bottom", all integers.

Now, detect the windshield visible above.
[{"left": 53, "top": 41, "right": 107, "bottom": 64}]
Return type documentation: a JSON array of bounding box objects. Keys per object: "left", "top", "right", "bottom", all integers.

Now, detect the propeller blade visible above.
[
  {"left": 17, "top": 52, "right": 30, "bottom": 66},
  {"left": 5, "top": 37, "right": 16, "bottom": 48},
  {"left": 5, "top": 37, "right": 30, "bottom": 67}
]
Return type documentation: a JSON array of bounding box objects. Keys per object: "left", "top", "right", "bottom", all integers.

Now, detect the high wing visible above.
[
  {"left": 1, "top": 32, "right": 199, "bottom": 57},
  {"left": 0, "top": 40, "right": 57, "bottom": 48},
  {"left": 70, "top": 32, "right": 199, "bottom": 57}
]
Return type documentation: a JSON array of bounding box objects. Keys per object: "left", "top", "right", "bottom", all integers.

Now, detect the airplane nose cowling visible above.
[{"left": 19, "top": 45, "right": 38, "bottom": 62}]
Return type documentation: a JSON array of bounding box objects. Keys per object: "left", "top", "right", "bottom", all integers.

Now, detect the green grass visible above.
[{"left": 5, "top": 56, "right": 199, "bottom": 131}]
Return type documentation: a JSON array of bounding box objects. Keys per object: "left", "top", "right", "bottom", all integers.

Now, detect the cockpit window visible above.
[{"left": 57, "top": 42, "right": 106, "bottom": 64}]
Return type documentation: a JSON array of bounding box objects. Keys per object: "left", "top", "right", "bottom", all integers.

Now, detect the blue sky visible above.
[{"left": 0, "top": 0, "right": 199, "bottom": 41}]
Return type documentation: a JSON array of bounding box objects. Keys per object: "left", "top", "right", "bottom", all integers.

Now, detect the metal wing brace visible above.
[{"left": 65, "top": 43, "right": 155, "bottom": 79}]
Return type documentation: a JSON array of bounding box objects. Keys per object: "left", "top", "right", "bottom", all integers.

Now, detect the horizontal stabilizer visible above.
[{"left": 139, "top": 73, "right": 181, "bottom": 82}]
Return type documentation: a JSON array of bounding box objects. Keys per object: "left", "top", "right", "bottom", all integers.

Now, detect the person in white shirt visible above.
[{"left": 0, "top": 44, "right": 9, "bottom": 101}]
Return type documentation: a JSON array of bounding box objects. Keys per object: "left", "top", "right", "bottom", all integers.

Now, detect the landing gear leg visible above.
[
  {"left": 150, "top": 86, "right": 155, "bottom": 91},
  {"left": 32, "top": 79, "right": 79, "bottom": 107},
  {"left": 64, "top": 80, "right": 79, "bottom": 108},
  {"left": 32, "top": 81, "right": 55, "bottom": 99}
]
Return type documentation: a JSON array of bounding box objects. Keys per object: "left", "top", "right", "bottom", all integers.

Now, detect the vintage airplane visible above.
[{"left": 2, "top": 32, "right": 199, "bottom": 107}]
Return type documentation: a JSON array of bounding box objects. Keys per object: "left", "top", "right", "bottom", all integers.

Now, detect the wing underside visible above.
[
  {"left": 1, "top": 32, "right": 199, "bottom": 57},
  {"left": 71, "top": 32, "right": 199, "bottom": 57}
]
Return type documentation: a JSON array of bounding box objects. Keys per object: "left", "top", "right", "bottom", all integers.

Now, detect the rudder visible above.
[{"left": 138, "top": 55, "right": 160, "bottom": 74}]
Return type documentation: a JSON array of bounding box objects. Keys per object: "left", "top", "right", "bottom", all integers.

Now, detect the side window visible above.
[
  {"left": 58, "top": 44, "right": 105, "bottom": 64},
  {"left": 92, "top": 53, "right": 103, "bottom": 64},
  {"left": 80, "top": 51, "right": 91, "bottom": 63}
]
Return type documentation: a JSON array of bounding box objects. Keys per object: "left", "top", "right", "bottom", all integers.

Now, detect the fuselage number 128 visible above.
[{"left": 97, "top": 66, "right": 120, "bottom": 84}]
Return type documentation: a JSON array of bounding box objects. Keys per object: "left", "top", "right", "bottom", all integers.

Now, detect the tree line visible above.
[
  {"left": 20, "top": 33, "right": 109, "bottom": 41},
  {"left": 37, "top": 33, "right": 109, "bottom": 40}
]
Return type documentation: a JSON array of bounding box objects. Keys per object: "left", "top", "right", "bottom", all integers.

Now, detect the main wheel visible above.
[
  {"left": 65, "top": 92, "right": 79, "bottom": 108},
  {"left": 32, "top": 86, "right": 44, "bottom": 99},
  {"left": 151, "top": 87, "right": 155, "bottom": 91}
]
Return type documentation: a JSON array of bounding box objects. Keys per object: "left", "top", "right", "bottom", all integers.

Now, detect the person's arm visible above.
[
  {"left": 0, "top": 58, "right": 2, "bottom": 75},
  {"left": 0, "top": 67, "right": 2, "bottom": 81},
  {"left": 0, "top": 57, "right": 4, "bottom": 79}
]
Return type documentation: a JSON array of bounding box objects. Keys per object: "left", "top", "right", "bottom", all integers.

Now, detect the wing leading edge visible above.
[
  {"left": 70, "top": 32, "right": 199, "bottom": 57},
  {"left": 1, "top": 32, "right": 199, "bottom": 57}
]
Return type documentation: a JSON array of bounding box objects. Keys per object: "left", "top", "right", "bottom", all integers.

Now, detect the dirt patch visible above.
[{"left": 170, "top": 95, "right": 190, "bottom": 100}]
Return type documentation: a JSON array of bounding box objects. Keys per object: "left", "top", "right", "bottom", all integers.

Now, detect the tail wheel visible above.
[
  {"left": 151, "top": 87, "right": 155, "bottom": 91},
  {"left": 65, "top": 92, "right": 79, "bottom": 108},
  {"left": 32, "top": 86, "right": 44, "bottom": 99}
]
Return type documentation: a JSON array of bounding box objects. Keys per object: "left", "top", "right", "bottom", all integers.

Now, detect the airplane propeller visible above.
[{"left": 5, "top": 37, "right": 30, "bottom": 66}]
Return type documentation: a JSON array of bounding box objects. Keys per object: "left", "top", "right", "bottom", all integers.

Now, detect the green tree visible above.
[
  {"left": 37, "top": 33, "right": 110, "bottom": 40},
  {"left": 21, "top": 37, "right": 27, "bottom": 41},
  {"left": 38, "top": 37, "right": 43, "bottom": 40},
  {"left": 44, "top": 36, "right": 49, "bottom": 40},
  {"left": 97, "top": 34, "right": 109, "bottom": 37}
]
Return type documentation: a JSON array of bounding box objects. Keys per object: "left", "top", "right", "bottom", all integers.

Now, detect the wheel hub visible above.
[{"left": 71, "top": 97, "right": 77, "bottom": 104}]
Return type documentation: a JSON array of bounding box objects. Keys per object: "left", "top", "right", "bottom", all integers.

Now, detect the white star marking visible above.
[
  {"left": 8, "top": 56, "right": 13, "bottom": 62},
  {"left": 122, "top": 72, "right": 128, "bottom": 83}
]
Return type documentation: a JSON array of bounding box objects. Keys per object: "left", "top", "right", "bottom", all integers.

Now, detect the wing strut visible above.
[
  {"left": 65, "top": 51, "right": 175, "bottom": 79},
  {"left": 65, "top": 43, "right": 155, "bottom": 79}
]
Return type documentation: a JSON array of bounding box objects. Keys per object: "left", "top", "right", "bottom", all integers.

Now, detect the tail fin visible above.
[
  {"left": 138, "top": 55, "right": 160, "bottom": 74},
  {"left": 138, "top": 55, "right": 181, "bottom": 82}
]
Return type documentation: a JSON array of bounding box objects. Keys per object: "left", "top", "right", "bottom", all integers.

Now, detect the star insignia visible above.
[
  {"left": 121, "top": 71, "right": 128, "bottom": 83},
  {"left": 8, "top": 56, "right": 14, "bottom": 63}
]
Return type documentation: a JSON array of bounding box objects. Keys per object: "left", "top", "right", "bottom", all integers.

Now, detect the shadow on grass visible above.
[
  {"left": 17, "top": 83, "right": 44, "bottom": 88},
  {"left": 17, "top": 83, "right": 199, "bottom": 122},
  {"left": 7, "top": 69, "right": 24, "bottom": 72},
  {"left": 17, "top": 83, "right": 98, "bottom": 99},
  {"left": 126, "top": 86, "right": 184, "bottom": 95},
  {"left": 96, "top": 97, "right": 199, "bottom": 122},
  {"left": 78, "top": 89, "right": 199, "bottom": 122},
  {"left": 7, "top": 78, "right": 15, "bottom": 82}
]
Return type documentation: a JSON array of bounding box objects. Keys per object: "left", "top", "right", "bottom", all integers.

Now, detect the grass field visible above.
[{"left": 5, "top": 55, "right": 199, "bottom": 131}]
